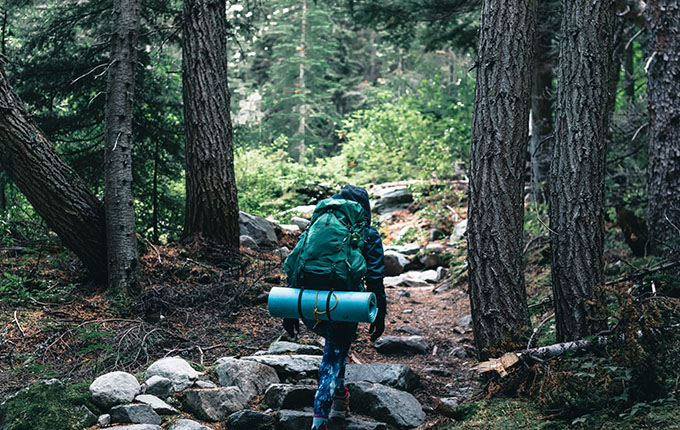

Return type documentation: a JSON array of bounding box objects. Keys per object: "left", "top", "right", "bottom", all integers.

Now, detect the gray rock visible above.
[
  {"left": 414, "top": 269, "right": 439, "bottom": 283},
  {"left": 384, "top": 273, "right": 430, "bottom": 288},
  {"left": 278, "top": 224, "right": 301, "bottom": 233},
  {"left": 420, "top": 253, "right": 443, "bottom": 269},
  {"left": 76, "top": 405, "right": 97, "bottom": 428},
  {"left": 372, "top": 187, "right": 413, "bottom": 215},
  {"left": 449, "top": 346, "right": 470, "bottom": 359},
  {"left": 384, "top": 243, "right": 420, "bottom": 255},
  {"left": 374, "top": 335, "right": 429, "bottom": 355},
  {"left": 195, "top": 380, "right": 217, "bottom": 389},
  {"left": 143, "top": 375, "right": 173, "bottom": 399},
  {"left": 290, "top": 217, "right": 310, "bottom": 231},
  {"left": 98, "top": 414, "right": 111, "bottom": 427},
  {"left": 397, "top": 289, "right": 410, "bottom": 297},
  {"left": 180, "top": 387, "right": 247, "bottom": 422},
  {"left": 106, "top": 426, "right": 162, "bottom": 430},
  {"left": 263, "top": 384, "right": 316, "bottom": 409},
  {"left": 167, "top": 419, "right": 213, "bottom": 430},
  {"left": 267, "top": 341, "right": 323, "bottom": 355},
  {"left": 240, "top": 235, "right": 259, "bottom": 249},
  {"left": 135, "top": 394, "right": 178, "bottom": 415},
  {"left": 279, "top": 205, "right": 316, "bottom": 218},
  {"left": 436, "top": 266, "right": 449, "bottom": 281},
  {"left": 226, "top": 409, "right": 276, "bottom": 430},
  {"left": 276, "top": 409, "right": 386, "bottom": 430},
  {"left": 423, "top": 367, "right": 453, "bottom": 377},
  {"left": 110, "top": 404, "right": 161, "bottom": 425},
  {"left": 215, "top": 357, "right": 280, "bottom": 400},
  {"left": 274, "top": 247, "right": 290, "bottom": 260},
  {"left": 449, "top": 219, "right": 468, "bottom": 243},
  {"left": 348, "top": 382, "right": 425, "bottom": 428},
  {"left": 241, "top": 354, "right": 322, "bottom": 377},
  {"left": 345, "top": 364, "right": 419, "bottom": 392},
  {"left": 429, "top": 228, "right": 445, "bottom": 241},
  {"left": 433, "top": 282, "right": 451, "bottom": 295},
  {"left": 89, "top": 371, "right": 141, "bottom": 409},
  {"left": 239, "top": 211, "right": 278, "bottom": 248},
  {"left": 383, "top": 250, "right": 410, "bottom": 277},
  {"left": 145, "top": 356, "right": 200, "bottom": 392},
  {"left": 456, "top": 314, "right": 472, "bottom": 328},
  {"left": 395, "top": 325, "right": 423, "bottom": 336}
]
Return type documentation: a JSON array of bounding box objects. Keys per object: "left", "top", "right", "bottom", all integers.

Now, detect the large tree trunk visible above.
[
  {"left": 467, "top": 0, "right": 535, "bottom": 360},
  {"left": 104, "top": 0, "right": 141, "bottom": 293},
  {"left": 646, "top": 0, "right": 680, "bottom": 257},
  {"left": 181, "top": 0, "right": 239, "bottom": 252},
  {"left": 0, "top": 66, "right": 107, "bottom": 279},
  {"left": 550, "top": 0, "right": 615, "bottom": 342},
  {"left": 296, "top": 0, "right": 308, "bottom": 162}
]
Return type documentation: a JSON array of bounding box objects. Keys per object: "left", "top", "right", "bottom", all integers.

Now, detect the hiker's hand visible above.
[
  {"left": 283, "top": 318, "right": 300, "bottom": 338},
  {"left": 369, "top": 316, "right": 385, "bottom": 342}
]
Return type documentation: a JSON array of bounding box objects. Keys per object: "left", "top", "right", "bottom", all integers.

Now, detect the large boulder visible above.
[
  {"left": 449, "top": 218, "right": 468, "bottom": 244},
  {"left": 226, "top": 410, "right": 276, "bottom": 430},
  {"left": 374, "top": 336, "right": 429, "bottom": 355},
  {"left": 89, "top": 371, "right": 141, "bottom": 409},
  {"left": 180, "top": 387, "right": 247, "bottom": 422},
  {"left": 239, "top": 212, "right": 278, "bottom": 248},
  {"left": 266, "top": 341, "right": 323, "bottom": 355},
  {"left": 277, "top": 409, "right": 386, "bottom": 430},
  {"left": 135, "top": 394, "right": 178, "bottom": 415},
  {"left": 348, "top": 382, "right": 425, "bottom": 428},
  {"left": 142, "top": 375, "right": 173, "bottom": 399},
  {"left": 109, "top": 404, "right": 161, "bottom": 425},
  {"left": 372, "top": 187, "right": 413, "bottom": 215},
  {"left": 383, "top": 251, "right": 410, "bottom": 277},
  {"left": 215, "top": 357, "right": 280, "bottom": 400},
  {"left": 241, "top": 354, "right": 322, "bottom": 378},
  {"left": 167, "top": 419, "right": 212, "bottom": 430},
  {"left": 145, "top": 357, "right": 200, "bottom": 392},
  {"left": 106, "top": 426, "right": 162, "bottom": 430},
  {"left": 263, "top": 384, "right": 316, "bottom": 410},
  {"left": 383, "top": 273, "right": 430, "bottom": 288},
  {"left": 345, "top": 364, "right": 419, "bottom": 392}
]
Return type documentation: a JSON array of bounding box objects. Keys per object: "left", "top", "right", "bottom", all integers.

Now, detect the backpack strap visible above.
[
  {"left": 297, "top": 284, "right": 305, "bottom": 320},
  {"left": 325, "top": 287, "right": 334, "bottom": 321}
]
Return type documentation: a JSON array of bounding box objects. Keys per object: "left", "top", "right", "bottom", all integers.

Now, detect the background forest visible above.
[{"left": 0, "top": 0, "right": 678, "bottom": 429}]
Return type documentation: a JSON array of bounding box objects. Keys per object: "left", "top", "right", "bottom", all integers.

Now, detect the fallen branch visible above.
[
  {"left": 605, "top": 260, "right": 680, "bottom": 286},
  {"left": 13, "top": 311, "right": 25, "bottom": 337}
]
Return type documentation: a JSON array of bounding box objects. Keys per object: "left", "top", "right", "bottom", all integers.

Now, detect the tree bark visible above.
[
  {"left": 296, "top": 0, "right": 308, "bottom": 162},
  {"left": 182, "top": 0, "right": 240, "bottom": 252},
  {"left": 467, "top": 0, "right": 536, "bottom": 360},
  {"left": 104, "top": 0, "right": 141, "bottom": 293},
  {"left": 645, "top": 0, "right": 680, "bottom": 257},
  {"left": 0, "top": 66, "right": 107, "bottom": 279},
  {"left": 550, "top": 0, "right": 615, "bottom": 342}
]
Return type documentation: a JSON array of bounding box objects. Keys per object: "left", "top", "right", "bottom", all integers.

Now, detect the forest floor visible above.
[{"left": 1, "top": 187, "right": 679, "bottom": 429}]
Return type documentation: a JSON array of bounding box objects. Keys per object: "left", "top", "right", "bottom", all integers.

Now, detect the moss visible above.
[{"left": 0, "top": 380, "right": 100, "bottom": 430}]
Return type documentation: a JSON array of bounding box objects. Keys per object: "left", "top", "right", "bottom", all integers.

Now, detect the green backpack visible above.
[{"left": 284, "top": 198, "right": 368, "bottom": 291}]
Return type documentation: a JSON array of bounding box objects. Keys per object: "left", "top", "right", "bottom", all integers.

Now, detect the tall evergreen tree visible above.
[
  {"left": 550, "top": 0, "right": 615, "bottom": 341},
  {"left": 182, "top": 0, "right": 240, "bottom": 252},
  {"left": 645, "top": 0, "right": 680, "bottom": 258},
  {"left": 467, "top": 0, "right": 535, "bottom": 359},
  {"left": 104, "top": 0, "right": 141, "bottom": 293}
]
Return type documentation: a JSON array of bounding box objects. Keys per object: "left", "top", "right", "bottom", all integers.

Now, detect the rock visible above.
[
  {"left": 76, "top": 405, "right": 97, "bottom": 428},
  {"left": 181, "top": 387, "right": 247, "bottom": 422},
  {"left": 374, "top": 336, "right": 429, "bottom": 355},
  {"left": 98, "top": 414, "right": 111, "bottom": 427},
  {"left": 263, "top": 384, "right": 316, "bottom": 409},
  {"left": 195, "top": 380, "right": 217, "bottom": 389},
  {"left": 420, "top": 253, "right": 442, "bottom": 269},
  {"left": 241, "top": 355, "right": 322, "bottom": 378},
  {"left": 429, "top": 228, "right": 445, "bottom": 241},
  {"left": 145, "top": 356, "right": 200, "bottom": 392},
  {"left": 456, "top": 314, "right": 472, "bottom": 329},
  {"left": 397, "top": 289, "right": 410, "bottom": 297},
  {"left": 423, "top": 367, "right": 453, "bottom": 377},
  {"left": 384, "top": 273, "right": 430, "bottom": 288},
  {"left": 383, "top": 250, "right": 410, "bottom": 276},
  {"left": 274, "top": 247, "right": 290, "bottom": 260},
  {"left": 226, "top": 410, "right": 276, "bottom": 430},
  {"left": 240, "top": 235, "right": 259, "bottom": 250},
  {"left": 290, "top": 217, "right": 310, "bottom": 231},
  {"left": 348, "top": 382, "right": 425, "bottom": 428},
  {"left": 135, "top": 394, "right": 178, "bottom": 415},
  {"left": 425, "top": 243, "right": 445, "bottom": 252},
  {"left": 106, "top": 426, "right": 162, "bottom": 430},
  {"left": 279, "top": 205, "right": 316, "bottom": 218},
  {"left": 167, "top": 419, "right": 213, "bottom": 430},
  {"left": 267, "top": 341, "right": 323, "bottom": 355},
  {"left": 345, "top": 364, "right": 419, "bottom": 392},
  {"left": 384, "top": 243, "right": 420, "bottom": 255},
  {"left": 277, "top": 409, "right": 386, "bottom": 430},
  {"left": 449, "top": 219, "right": 468, "bottom": 243},
  {"left": 449, "top": 347, "right": 470, "bottom": 359},
  {"left": 89, "top": 371, "right": 141, "bottom": 409},
  {"left": 143, "top": 375, "right": 173, "bottom": 399},
  {"left": 415, "top": 269, "right": 439, "bottom": 283},
  {"left": 110, "top": 404, "right": 161, "bottom": 425},
  {"left": 436, "top": 266, "right": 449, "bottom": 281},
  {"left": 239, "top": 211, "right": 278, "bottom": 248},
  {"left": 433, "top": 282, "right": 451, "bottom": 295},
  {"left": 278, "top": 224, "right": 300, "bottom": 233},
  {"left": 372, "top": 187, "right": 413, "bottom": 215},
  {"left": 403, "top": 258, "right": 425, "bottom": 272},
  {"left": 395, "top": 325, "right": 423, "bottom": 336},
  {"left": 215, "top": 357, "right": 280, "bottom": 400}
]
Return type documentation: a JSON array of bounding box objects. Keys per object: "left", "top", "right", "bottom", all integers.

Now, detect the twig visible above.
[
  {"left": 605, "top": 261, "right": 680, "bottom": 286},
  {"left": 631, "top": 122, "right": 648, "bottom": 141},
  {"left": 144, "top": 237, "right": 162, "bottom": 264},
  {"left": 528, "top": 297, "right": 553, "bottom": 310},
  {"left": 644, "top": 51, "right": 657, "bottom": 74},
  {"left": 624, "top": 28, "right": 643, "bottom": 50},
  {"left": 527, "top": 312, "right": 555, "bottom": 349},
  {"left": 70, "top": 63, "right": 108, "bottom": 85},
  {"left": 14, "top": 311, "right": 25, "bottom": 337}
]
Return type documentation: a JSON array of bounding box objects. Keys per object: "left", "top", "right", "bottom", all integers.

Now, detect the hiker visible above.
[{"left": 282, "top": 184, "right": 386, "bottom": 430}]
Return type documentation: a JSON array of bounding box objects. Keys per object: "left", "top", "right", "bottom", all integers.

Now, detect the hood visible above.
[{"left": 332, "top": 185, "right": 371, "bottom": 224}]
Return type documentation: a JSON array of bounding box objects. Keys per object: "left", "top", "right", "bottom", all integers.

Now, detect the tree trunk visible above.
[
  {"left": 0, "top": 66, "right": 107, "bottom": 279},
  {"left": 550, "top": 0, "right": 615, "bottom": 342},
  {"left": 467, "top": 0, "right": 536, "bottom": 360},
  {"left": 182, "top": 0, "right": 240, "bottom": 252},
  {"left": 104, "top": 0, "right": 140, "bottom": 293},
  {"left": 152, "top": 138, "right": 159, "bottom": 243},
  {"left": 296, "top": 0, "right": 308, "bottom": 162},
  {"left": 646, "top": 0, "right": 680, "bottom": 257}
]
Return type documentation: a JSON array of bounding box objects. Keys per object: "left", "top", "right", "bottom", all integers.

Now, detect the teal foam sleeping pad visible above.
[{"left": 267, "top": 287, "right": 378, "bottom": 323}]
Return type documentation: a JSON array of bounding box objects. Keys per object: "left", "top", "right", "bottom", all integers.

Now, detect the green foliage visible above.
[
  {"left": 0, "top": 381, "right": 100, "bottom": 430},
  {"left": 0, "top": 273, "right": 75, "bottom": 306}
]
